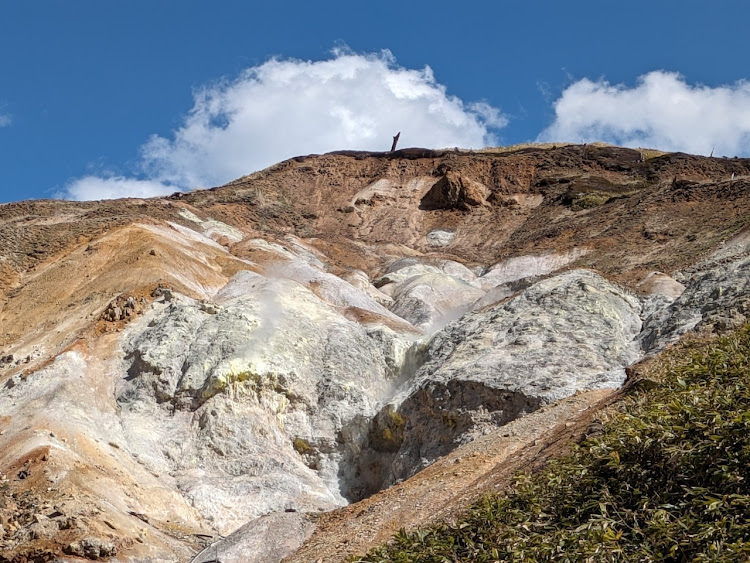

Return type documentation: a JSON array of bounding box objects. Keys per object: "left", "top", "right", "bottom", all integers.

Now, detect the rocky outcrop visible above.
[
  {"left": 641, "top": 254, "right": 750, "bottom": 352},
  {"left": 637, "top": 272, "right": 685, "bottom": 301},
  {"left": 477, "top": 250, "right": 589, "bottom": 291},
  {"left": 63, "top": 538, "right": 117, "bottom": 560},
  {"left": 117, "top": 267, "right": 418, "bottom": 532},
  {"left": 116, "top": 263, "right": 649, "bottom": 522},
  {"left": 355, "top": 270, "right": 643, "bottom": 493},
  {"left": 100, "top": 294, "right": 146, "bottom": 323},
  {"left": 426, "top": 229, "right": 456, "bottom": 247},
  {"left": 374, "top": 260, "right": 484, "bottom": 331},
  {"left": 420, "top": 171, "right": 488, "bottom": 210},
  {"left": 387, "top": 272, "right": 484, "bottom": 331}
]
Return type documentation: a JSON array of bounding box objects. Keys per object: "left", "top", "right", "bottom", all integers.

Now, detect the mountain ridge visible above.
[{"left": 1, "top": 145, "right": 750, "bottom": 562}]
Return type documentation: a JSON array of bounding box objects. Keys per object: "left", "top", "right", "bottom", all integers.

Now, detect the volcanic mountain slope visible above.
[{"left": 1, "top": 145, "right": 750, "bottom": 562}]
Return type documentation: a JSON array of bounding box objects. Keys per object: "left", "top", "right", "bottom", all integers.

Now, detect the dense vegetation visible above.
[{"left": 357, "top": 327, "right": 750, "bottom": 562}]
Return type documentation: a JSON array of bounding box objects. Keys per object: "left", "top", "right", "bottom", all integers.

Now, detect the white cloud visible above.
[
  {"left": 141, "top": 49, "right": 503, "bottom": 188},
  {"left": 63, "top": 176, "right": 175, "bottom": 200},
  {"left": 64, "top": 49, "right": 504, "bottom": 200},
  {"left": 0, "top": 103, "right": 10, "bottom": 127},
  {"left": 539, "top": 71, "right": 750, "bottom": 156}
]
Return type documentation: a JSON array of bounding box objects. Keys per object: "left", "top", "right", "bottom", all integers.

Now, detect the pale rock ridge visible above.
[
  {"left": 260, "top": 260, "right": 406, "bottom": 326},
  {"left": 476, "top": 249, "right": 589, "bottom": 291},
  {"left": 387, "top": 273, "right": 484, "bottom": 331},
  {"left": 373, "top": 259, "right": 485, "bottom": 332},
  {"left": 177, "top": 208, "right": 244, "bottom": 243},
  {"left": 358, "top": 270, "right": 643, "bottom": 491},
  {"left": 339, "top": 269, "right": 393, "bottom": 307},
  {"left": 351, "top": 177, "right": 434, "bottom": 208}
]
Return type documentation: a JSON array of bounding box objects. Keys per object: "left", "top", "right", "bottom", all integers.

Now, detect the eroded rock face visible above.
[
  {"left": 355, "top": 270, "right": 643, "bottom": 493},
  {"left": 118, "top": 271, "right": 417, "bottom": 532},
  {"left": 375, "top": 259, "right": 485, "bottom": 331},
  {"left": 426, "top": 229, "right": 455, "bottom": 247},
  {"left": 477, "top": 249, "right": 588, "bottom": 291},
  {"left": 420, "top": 172, "right": 488, "bottom": 210},
  {"left": 339, "top": 269, "right": 393, "bottom": 307},
  {"left": 641, "top": 254, "right": 750, "bottom": 352},
  {"left": 116, "top": 263, "right": 648, "bottom": 518}
]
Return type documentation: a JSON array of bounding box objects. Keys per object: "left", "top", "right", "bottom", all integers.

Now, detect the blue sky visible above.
[{"left": 1, "top": 1, "right": 750, "bottom": 202}]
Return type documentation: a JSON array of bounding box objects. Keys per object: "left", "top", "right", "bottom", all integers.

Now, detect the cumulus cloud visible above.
[
  {"left": 64, "top": 49, "right": 505, "bottom": 200},
  {"left": 539, "top": 71, "right": 750, "bottom": 156},
  {"left": 64, "top": 176, "right": 175, "bottom": 200}
]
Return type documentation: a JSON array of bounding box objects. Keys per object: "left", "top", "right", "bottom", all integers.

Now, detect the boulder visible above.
[
  {"left": 637, "top": 272, "right": 685, "bottom": 300},
  {"left": 420, "top": 172, "right": 488, "bottom": 211},
  {"left": 426, "top": 229, "right": 455, "bottom": 247},
  {"left": 63, "top": 538, "right": 116, "bottom": 560}
]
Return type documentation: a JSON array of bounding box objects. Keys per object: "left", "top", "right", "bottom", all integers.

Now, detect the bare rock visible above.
[
  {"left": 477, "top": 249, "right": 588, "bottom": 291},
  {"left": 420, "top": 172, "right": 488, "bottom": 210},
  {"left": 118, "top": 272, "right": 417, "bottom": 532},
  {"left": 359, "top": 270, "right": 642, "bottom": 491},
  {"left": 641, "top": 253, "right": 750, "bottom": 352},
  {"left": 28, "top": 514, "right": 58, "bottom": 540},
  {"left": 426, "top": 229, "right": 455, "bottom": 247},
  {"left": 101, "top": 294, "right": 144, "bottom": 323},
  {"left": 388, "top": 272, "right": 484, "bottom": 331},
  {"left": 63, "top": 538, "right": 116, "bottom": 560},
  {"left": 637, "top": 271, "right": 685, "bottom": 300},
  {"left": 339, "top": 269, "right": 393, "bottom": 307}
]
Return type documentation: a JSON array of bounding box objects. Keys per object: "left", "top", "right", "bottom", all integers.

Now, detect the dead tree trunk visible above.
[{"left": 390, "top": 132, "right": 401, "bottom": 152}]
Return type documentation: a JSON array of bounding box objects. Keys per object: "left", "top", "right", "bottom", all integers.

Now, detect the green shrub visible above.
[
  {"left": 293, "top": 437, "right": 315, "bottom": 456},
  {"left": 570, "top": 192, "right": 612, "bottom": 211},
  {"left": 357, "top": 326, "right": 750, "bottom": 562},
  {"left": 370, "top": 405, "right": 407, "bottom": 453}
]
